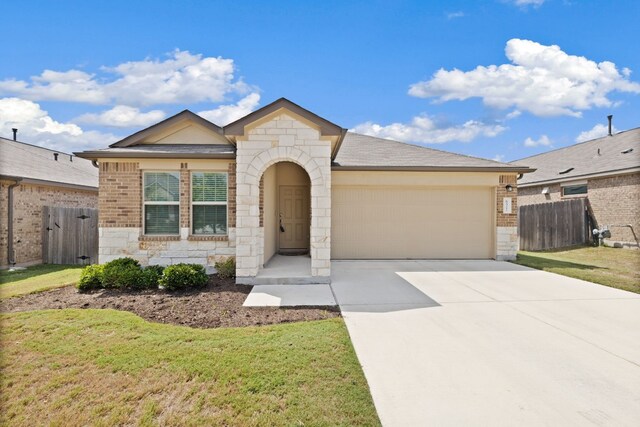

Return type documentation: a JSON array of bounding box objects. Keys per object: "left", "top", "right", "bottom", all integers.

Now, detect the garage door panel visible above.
[{"left": 331, "top": 187, "right": 494, "bottom": 259}]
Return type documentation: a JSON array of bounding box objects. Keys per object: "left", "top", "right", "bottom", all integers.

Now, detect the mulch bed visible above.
[{"left": 0, "top": 275, "right": 340, "bottom": 329}]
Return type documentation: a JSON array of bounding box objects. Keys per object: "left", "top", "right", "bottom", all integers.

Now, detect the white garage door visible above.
[{"left": 331, "top": 186, "right": 494, "bottom": 259}]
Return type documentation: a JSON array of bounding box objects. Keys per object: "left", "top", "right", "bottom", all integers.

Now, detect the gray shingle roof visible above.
[
  {"left": 513, "top": 127, "right": 640, "bottom": 186},
  {"left": 0, "top": 137, "right": 98, "bottom": 189},
  {"left": 333, "top": 132, "right": 531, "bottom": 171},
  {"left": 78, "top": 144, "right": 235, "bottom": 158}
]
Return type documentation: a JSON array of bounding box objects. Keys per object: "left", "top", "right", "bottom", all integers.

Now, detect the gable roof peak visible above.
[
  {"left": 223, "top": 97, "right": 345, "bottom": 138},
  {"left": 109, "top": 109, "right": 223, "bottom": 148}
]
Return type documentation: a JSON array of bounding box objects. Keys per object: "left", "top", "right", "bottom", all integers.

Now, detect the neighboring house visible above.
[
  {"left": 515, "top": 126, "right": 640, "bottom": 248},
  {"left": 76, "top": 98, "right": 533, "bottom": 284},
  {"left": 0, "top": 135, "right": 99, "bottom": 267}
]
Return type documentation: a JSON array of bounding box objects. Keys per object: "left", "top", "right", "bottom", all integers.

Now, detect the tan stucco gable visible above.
[
  {"left": 110, "top": 110, "right": 227, "bottom": 147},
  {"left": 140, "top": 120, "right": 231, "bottom": 145}
]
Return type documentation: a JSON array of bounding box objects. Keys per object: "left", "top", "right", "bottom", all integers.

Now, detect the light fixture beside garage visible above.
[{"left": 505, "top": 184, "right": 513, "bottom": 192}]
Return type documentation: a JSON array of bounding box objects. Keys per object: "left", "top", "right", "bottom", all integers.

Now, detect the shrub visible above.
[
  {"left": 215, "top": 257, "right": 236, "bottom": 279},
  {"left": 141, "top": 265, "right": 164, "bottom": 289},
  {"left": 102, "top": 257, "right": 143, "bottom": 289},
  {"left": 159, "top": 263, "right": 208, "bottom": 291},
  {"left": 105, "top": 257, "right": 140, "bottom": 270},
  {"left": 77, "top": 264, "right": 105, "bottom": 292}
]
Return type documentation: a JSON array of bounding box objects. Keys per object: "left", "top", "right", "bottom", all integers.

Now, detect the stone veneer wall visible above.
[
  {"left": 496, "top": 174, "right": 518, "bottom": 260},
  {"left": 518, "top": 172, "right": 639, "bottom": 246},
  {"left": 0, "top": 180, "right": 98, "bottom": 267},
  {"left": 98, "top": 161, "right": 236, "bottom": 268},
  {"left": 234, "top": 113, "right": 332, "bottom": 281}
]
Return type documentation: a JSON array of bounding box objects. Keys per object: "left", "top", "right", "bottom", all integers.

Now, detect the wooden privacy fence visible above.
[
  {"left": 519, "top": 198, "right": 592, "bottom": 251},
  {"left": 42, "top": 206, "right": 98, "bottom": 265}
]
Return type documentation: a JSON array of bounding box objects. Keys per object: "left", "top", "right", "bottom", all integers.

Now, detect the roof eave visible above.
[
  {"left": 518, "top": 166, "right": 640, "bottom": 187},
  {"left": 0, "top": 174, "right": 98, "bottom": 191},
  {"left": 74, "top": 151, "right": 236, "bottom": 160},
  {"left": 331, "top": 165, "right": 536, "bottom": 173},
  {"left": 331, "top": 128, "right": 348, "bottom": 161}
]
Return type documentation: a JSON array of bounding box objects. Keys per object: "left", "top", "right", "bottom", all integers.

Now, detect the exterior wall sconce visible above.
[{"left": 505, "top": 184, "right": 513, "bottom": 192}]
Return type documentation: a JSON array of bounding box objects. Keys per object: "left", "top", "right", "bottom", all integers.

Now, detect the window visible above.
[
  {"left": 191, "top": 172, "right": 228, "bottom": 235},
  {"left": 562, "top": 184, "right": 587, "bottom": 196},
  {"left": 143, "top": 172, "right": 180, "bottom": 235}
]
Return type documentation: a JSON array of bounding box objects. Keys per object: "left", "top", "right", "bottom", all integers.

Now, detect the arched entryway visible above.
[{"left": 260, "top": 161, "right": 311, "bottom": 277}]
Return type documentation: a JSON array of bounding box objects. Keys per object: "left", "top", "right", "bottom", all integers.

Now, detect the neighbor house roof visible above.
[
  {"left": 513, "top": 127, "right": 640, "bottom": 187},
  {"left": 0, "top": 137, "right": 98, "bottom": 190},
  {"left": 332, "top": 133, "right": 534, "bottom": 172}
]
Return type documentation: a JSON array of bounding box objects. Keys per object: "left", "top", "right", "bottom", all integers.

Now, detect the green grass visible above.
[
  {"left": 0, "top": 264, "right": 82, "bottom": 299},
  {"left": 512, "top": 246, "right": 640, "bottom": 294},
  {"left": 0, "top": 309, "right": 380, "bottom": 426}
]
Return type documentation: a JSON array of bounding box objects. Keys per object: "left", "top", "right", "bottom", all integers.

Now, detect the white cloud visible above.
[
  {"left": 351, "top": 115, "right": 506, "bottom": 144},
  {"left": 505, "top": 110, "right": 522, "bottom": 120},
  {"left": 409, "top": 38, "right": 640, "bottom": 117},
  {"left": 0, "top": 50, "right": 248, "bottom": 107},
  {"left": 446, "top": 11, "right": 465, "bottom": 19},
  {"left": 575, "top": 123, "right": 618, "bottom": 142},
  {"left": 508, "top": 0, "right": 545, "bottom": 7},
  {"left": 197, "top": 93, "right": 261, "bottom": 125},
  {"left": 75, "top": 105, "right": 166, "bottom": 128},
  {"left": 0, "top": 97, "right": 118, "bottom": 153},
  {"left": 493, "top": 154, "right": 506, "bottom": 162},
  {"left": 523, "top": 134, "right": 553, "bottom": 147}
]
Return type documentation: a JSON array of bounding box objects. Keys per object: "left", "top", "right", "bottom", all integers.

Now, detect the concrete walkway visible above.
[
  {"left": 331, "top": 260, "right": 640, "bottom": 426},
  {"left": 243, "top": 284, "right": 336, "bottom": 307}
]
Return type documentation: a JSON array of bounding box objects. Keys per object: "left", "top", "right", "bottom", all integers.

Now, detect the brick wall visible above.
[
  {"left": 588, "top": 173, "right": 640, "bottom": 245},
  {"left": 497, "top": 174, "right": 518, "bottom": 227},
  {"left": 495, "top": 174, "right": 519, "bottom": 260},
  {"left": 0, "top": 180, "right": 98, "bottom": 267},
  {"left": 517, "top": 172, "right": 639, "bottom": 246},
  {"left": 518, "top": 183, "right": 561, "bottom": 205},
  {"left": 97, "top": 160, "right": 237, "bottom": 267},
  {"left": 99, "top": 162, "right": 141, "bottom": 227}
]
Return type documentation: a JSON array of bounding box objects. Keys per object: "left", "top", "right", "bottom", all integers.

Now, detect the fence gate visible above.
[
  {"left": 519, "top": 198, "right": 592, "bottom": 251},
  {"left": 42, "top": 206, "right": 98, "bottom": 265}
]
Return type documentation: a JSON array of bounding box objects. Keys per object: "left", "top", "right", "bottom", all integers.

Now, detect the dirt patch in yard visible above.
[{"left": 0, "top": 275, "right": 340, "bottom": 328}]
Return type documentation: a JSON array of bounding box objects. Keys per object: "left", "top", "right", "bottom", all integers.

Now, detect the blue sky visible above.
[{"left": 1, "top": 0, "right": 639, "bottom": 162}]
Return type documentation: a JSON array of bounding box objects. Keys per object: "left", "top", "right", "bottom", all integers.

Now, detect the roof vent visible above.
[
  {"left": 12, "top": 128, "right": 17, "bottom": 141},
  {"left": 69, "top": 155, "right": 73, "bottom": 162},
  {"left": 607, "top": 115, "right": 613, "bottom": 136},
  {"left": 559, "top": 167, "right": 574, "bottom": 175},
  {"left": 621, "top": 148, "right": 633, "bottom": 154},
  {"left": 53, "top": 153, "right": 59, "bottom": 161}
]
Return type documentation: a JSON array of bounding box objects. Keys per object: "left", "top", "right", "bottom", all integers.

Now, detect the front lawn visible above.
[
  {"left": 0, "top": 309, "right": 379, "bottom": 426},
  {"left": 512, "top": 246, "right": 640, "bottom": 294},
  {"left": 0, "top": 264, "right": 83, "bottom": 299}
]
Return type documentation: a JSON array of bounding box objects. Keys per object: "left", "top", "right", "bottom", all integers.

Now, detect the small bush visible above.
[
  {"left": 102, "top": 258, "right": 143, "bottom": 289},
  {"left": 77, "top": 264, "right": 105, "bottom": 292},
  {"left": 159, "top": 263, "right": 208, "bottom": 291},
  {"left": 141, "top": 265, "right": 164, "bottom": 289},
  {"left": 215, "top": 257, "right": 236, "bottom": 279},
  {"left": 105, "top": 257, "right": 140, "bottom": 269}
]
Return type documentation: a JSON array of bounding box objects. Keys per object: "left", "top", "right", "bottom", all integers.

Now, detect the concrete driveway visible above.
[{"left": 331, "top": 260, "right": 640, "bottom": 426}]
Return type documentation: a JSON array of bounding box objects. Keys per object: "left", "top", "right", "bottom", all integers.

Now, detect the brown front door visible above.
[{"left": 279, "top": 185, "right": 310, "bottom": 252}]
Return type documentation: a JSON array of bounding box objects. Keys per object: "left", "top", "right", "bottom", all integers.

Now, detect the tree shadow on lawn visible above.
[{"left": 515, "top": 253, "right": 607, "bottom": 272}]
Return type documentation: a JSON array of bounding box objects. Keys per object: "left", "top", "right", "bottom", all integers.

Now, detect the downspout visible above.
[{"left": 7, "top": 179, "right": 22, "bottom": 266}]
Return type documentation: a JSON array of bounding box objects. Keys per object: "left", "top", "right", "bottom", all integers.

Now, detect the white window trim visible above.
[
  {"left": 190, "top": 171, "right": 229, "bottom": 236},
  {"left": 561, "top": 182, "right": 588, "bottom": 198},
  {"left": 560, "top": 180, "right": 587, "bottom": 187},
  {"left": 142, "top": 170, "right": 180, "bottom": 236}
]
